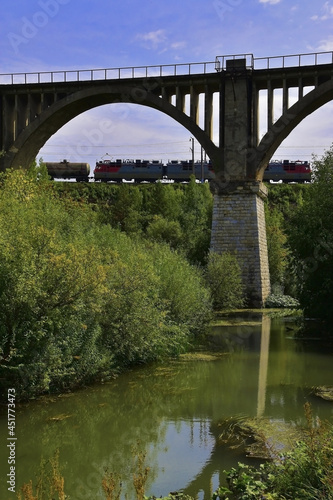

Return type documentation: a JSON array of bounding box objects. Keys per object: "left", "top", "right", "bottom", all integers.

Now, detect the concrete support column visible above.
[{"left": 210, "top": 181, "right": 270, "bottom": 307}]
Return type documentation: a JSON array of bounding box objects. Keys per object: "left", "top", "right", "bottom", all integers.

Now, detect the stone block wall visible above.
[{"left": 210, "top": 182, "right": 271, "bottom": 307}]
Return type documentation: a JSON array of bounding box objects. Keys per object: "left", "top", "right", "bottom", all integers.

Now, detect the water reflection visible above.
[
  {"left": 257, "top": 314, "right": 271, "bottom": 417},
  {"left": 1, "top": 313, "right": 333, "bottom": 500}
]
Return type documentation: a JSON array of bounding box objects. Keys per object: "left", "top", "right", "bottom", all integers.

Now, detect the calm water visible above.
[{"left": 1, "top": 312, "right": 333, "bottom": 499}]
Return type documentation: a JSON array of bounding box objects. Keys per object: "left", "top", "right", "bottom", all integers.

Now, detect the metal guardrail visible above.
[
  {"left": 1, "top": 51, "right": 333, "bottom": 85},
  {"left": 0, "top": 61, "right": 217, "bottom": 85},
  {"left": 253, "top": 51, "right": 333, "bottom": 70}
]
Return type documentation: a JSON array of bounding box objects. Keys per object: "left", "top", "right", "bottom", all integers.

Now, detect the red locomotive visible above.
[{"left": 264, "top": 160, "right": 312, "bottom": 183}]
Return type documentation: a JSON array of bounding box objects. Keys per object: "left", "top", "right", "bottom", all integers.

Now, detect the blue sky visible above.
[{"left": 2, "top": 0, "right": 333, "bottom": 167}]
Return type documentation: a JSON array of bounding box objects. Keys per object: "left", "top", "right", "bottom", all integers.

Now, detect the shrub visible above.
[
  {"left": 265, "top": 294, "right": 300, "bottom": 309},
  {"left": 205, "top": 252, "right": 245, "bottom": 310},
  {"left": 0, "top": 169, "right": 212, "bottom": 401},
  {"left": 216, "top": 403, "right": 333, "bottom": 500},
  {"left": 146, "top": 215, "right": 183, "bottom": 248}
]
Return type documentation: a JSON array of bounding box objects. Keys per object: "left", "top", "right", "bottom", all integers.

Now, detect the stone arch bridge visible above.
[{"left": 1, "top": 51, "right": 333, "bottom": 305}]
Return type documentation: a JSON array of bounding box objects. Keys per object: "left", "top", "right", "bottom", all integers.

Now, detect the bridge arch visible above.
[
  {"left": 253, "top": 78, "right": 333, "bottom": 177},
  {"left": 5, "top": 85, "right": 219, "bottom": 170}
]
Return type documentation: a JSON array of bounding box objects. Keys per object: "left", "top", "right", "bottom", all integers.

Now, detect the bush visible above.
[
  {"left": 205, "top": 252, "right": 245, "bottom": 310},
  {"left": 146, "top": 215, "right": 183, "bottom": 248},
  {"left": 0, "top": 168, "right": 212, "bottom": 401},
  {"left": 216, "top": 403, "right": 333, "bottom": 500},
  {"left": 265, "top": 294, "right": 300, "bottom": 309},
  {"left": 288, "top": 146, "right": 333, "bottom": 322}
]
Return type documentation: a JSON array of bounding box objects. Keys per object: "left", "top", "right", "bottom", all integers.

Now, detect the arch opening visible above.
[
  {"left": 38, "top": 103, "right": 206, "bottom": 172},
  {"left": 5, "top": 85, "right": 219, "bottom": 172},
  {"left": 254, "top": 79, "right": 333, "bottom": 177}
]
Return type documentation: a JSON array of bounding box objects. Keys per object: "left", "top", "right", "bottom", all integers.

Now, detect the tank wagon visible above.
[{"left": 45, "top": 160, "right": 90, "bottom": 182}]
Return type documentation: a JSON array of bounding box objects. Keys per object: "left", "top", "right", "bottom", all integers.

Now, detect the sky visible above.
[{"left": 1, "top": 0, "right": 333, "bottom": 168}]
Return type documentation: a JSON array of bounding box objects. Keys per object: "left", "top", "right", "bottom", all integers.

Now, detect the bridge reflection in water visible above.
[
  {"left": 1, "top": 312, "right": 332, "bottom": 499},
  {"left": 181, "top": 313, "right": 271, "bottom": 499}
]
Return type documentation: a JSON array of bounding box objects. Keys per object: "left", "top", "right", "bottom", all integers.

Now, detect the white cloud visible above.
[
  {"left": 317, "top": 35, "right": 333, "bottom": 50},
  {"left": 135, "top": 29, "right": 167, "bottom": 50},
  {"left": 259, "top": 0, "right": 281, "bottom": 4},
  {"left": 311, "top": 1, "right": 333, "bottom": 20},
  {"left": 170, "top": 41, "right": 187, "bottom": 51}
]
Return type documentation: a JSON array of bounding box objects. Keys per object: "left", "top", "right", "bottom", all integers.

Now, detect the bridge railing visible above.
[
  {"left": 1, "top": 51, "right": 333, "bottom": 85},
  {"left": 0, "top": 60, "right": 218, "bottom": 85},
  {"left": 253, "top": 51, "right": 333, "bottom": 69}
]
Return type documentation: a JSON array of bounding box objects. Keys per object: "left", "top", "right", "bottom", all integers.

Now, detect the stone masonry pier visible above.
[{"left": 210, "top": 182, "right": 270, "bottom": 307}]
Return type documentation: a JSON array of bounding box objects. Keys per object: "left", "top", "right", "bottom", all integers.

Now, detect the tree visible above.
[
  {"left": 178, "top": 177, "right": 213, "bottom": 264},
  {"left": 264, "top": 206, "right": 288, "bottom": 292},
  {"left": 205, "top": 252, "right": 245, "bottom": 310},
  {"left": 0, "top": 169, "right": 111, "bottom": 399},
  {"left": 288, "top": 146, "right": 333, "bottom": 323}
]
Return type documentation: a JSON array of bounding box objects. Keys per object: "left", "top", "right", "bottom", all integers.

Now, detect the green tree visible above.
[
  {"left": 205, "top": 252, "right": 245, "bottom": 310},
  {"left": 265, "top": 206, "right": 289, "bottom": 292},
  {"left": 109, "top": 183, "right": 144, "bottom": 233},
  {"left": 145, "top": 182, "right": 183, "bottom": 221},
  {"left": 0, "top": 170, "right": 111, "bottom": 399},
  {"left": 146, "top": 215, "right": 183, "bottom": 248},
  {"left": 288, "top": 146, "right": 333, "bottom": 323},
  {"left": 178, "top": 178, "right": 213, "bottom": 264}
]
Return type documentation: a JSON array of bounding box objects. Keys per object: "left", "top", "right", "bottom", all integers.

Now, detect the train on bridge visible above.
[
  {"left": 263, "top": 159, "right": 312, "bottom": 183},
  {"left": 45, "top": 158, "right": 312, "bottom": 183}
]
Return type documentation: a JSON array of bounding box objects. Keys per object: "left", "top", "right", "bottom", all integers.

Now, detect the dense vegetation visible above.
[
  {"left": 54, "top": 176, "right": 214, "bottom": 266},
  {"left": 287, "top": 147, "right": 333, "bottom": 323},
  {"left": 264, "top": 147, "right": 333, "bottom": 324},
  {"left": 214, "top": 403, "right": 333, "bottom": 500},
  {"left": 53, "top": 176, "right": 308, "bottom": 306},
  {"left": 0, "top": 166, "right": 212, "bottom": 402}
]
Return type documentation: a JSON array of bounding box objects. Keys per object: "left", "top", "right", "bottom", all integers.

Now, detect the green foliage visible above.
[
  {"left": 288, "top": 146, "right": 333, "bottom": 322},
  {"left": 266, "top": 182, "right": 308, "bottom": 219},
  {"left": 264, "top": 206, "right": 288, "bottom": 288},
  {"left": 0, "top": 169, "right": 212, "bottom": 401},
  {"left": 265, "top": 294, "right": 300, "bottom": 309},
  {"left": 177, "top": 178, "right": 213, "bottom": 264},
  {"left": 146, "top": 215, "right": 183, "bottom": 248},
  {"left": 216, "top": 403, "right": 333, "bottom": 500},
  {"left": 98, "top": 234, "right": 211, "bottom": 366},
  {"left": 0, "top": 169, "right": 112, "bottom": 399},
  {"left": 56, "top": 178, "right": 213, "bottom": 265},
  {"left": 265, "top": 183, "right": 311, "bottom": 297},
  {"left": 205, "top": 252, "right": 245, "bottom": 310},
  {"left": 109, "top": 182, "right": 144, "bottom": 233}
]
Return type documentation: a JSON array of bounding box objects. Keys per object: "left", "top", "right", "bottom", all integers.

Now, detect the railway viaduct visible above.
[{"left": 1, "top": 51, "right": 333, "bottom": 306}]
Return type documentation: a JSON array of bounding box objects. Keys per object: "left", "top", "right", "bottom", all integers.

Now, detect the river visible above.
[{"left": 1, "top": 311, "right": 333, "bottom": 499}]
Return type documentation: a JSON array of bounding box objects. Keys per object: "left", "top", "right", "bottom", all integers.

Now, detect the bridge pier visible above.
[{"left": 210, "top": 181, "right": 270, "bottom": 307}]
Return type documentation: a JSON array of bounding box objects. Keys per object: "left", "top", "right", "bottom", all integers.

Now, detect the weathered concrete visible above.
[{"left": 210, "top": 182, "right": 270, "bottom": 307}]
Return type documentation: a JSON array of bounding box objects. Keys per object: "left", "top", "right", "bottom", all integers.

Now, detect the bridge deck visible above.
[{"left": 1, "top": 50, "right": 333, "bottom": 86}]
